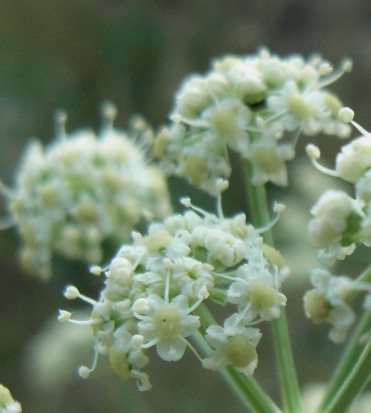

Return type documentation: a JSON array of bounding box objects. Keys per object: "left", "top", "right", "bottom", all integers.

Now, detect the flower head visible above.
[
  {"left": 2, "top": 104, "right": 171, "bottom": 278},
  {"left": 59, "top": 191, "right": 288, "bottom": 390},
  {"left": 157, "top": 49, "right": 351, "bottom": 194}
]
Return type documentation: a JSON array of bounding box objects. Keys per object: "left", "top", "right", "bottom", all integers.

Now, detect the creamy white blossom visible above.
[
  {"left": 1, "top": 104, "right": 171, "bottom": 278},
  {"left": 308, "top": 189, "right": 363, "bottom": 264},
  {"left": 59, "top": 196, "right": 288, "bottom": 390},
  {"left": 304, "top": 268, "right": 356, "bottom": 343},
  {"left": 156, "top": 49, "right": 351, "bottom": 194}
]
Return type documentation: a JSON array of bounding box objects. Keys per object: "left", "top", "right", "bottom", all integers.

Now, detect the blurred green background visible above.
[{"left": 0, "top": 1, "right": 370, "bottom": 412}]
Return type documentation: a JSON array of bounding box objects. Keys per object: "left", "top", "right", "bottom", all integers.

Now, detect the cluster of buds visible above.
[
  {"left": 0, "top": 103, "right": 171, "bottom": 278},
  {"left": 305, "top": 108, "right": 371, "bottom": 341},
  {"left": 59, "top": 181, "right": 288, "bottom": 390},
  {"left": 155, "top": 48, "right": 352, "bottom": 195}
]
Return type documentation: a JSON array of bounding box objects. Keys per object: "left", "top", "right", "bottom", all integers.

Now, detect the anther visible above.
[{"left": 306, "top": 144, "right": 339, "bottom": 177}]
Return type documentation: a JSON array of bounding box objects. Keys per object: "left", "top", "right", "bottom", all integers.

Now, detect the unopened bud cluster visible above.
[
  {"left": 305, "top": 111, "right": 371, "bottom": 341},
  {"left": 60, "top": 196, "right": 288, "bottom": 390},
  {"left": 156, "top": 48, "right": 351, "bottom": 195},
  {"left": 0, "top": 384, "right": 22, "bottom": 413},
  {"left": 4, "top": 106, "right": 171, "bottom": 278}
]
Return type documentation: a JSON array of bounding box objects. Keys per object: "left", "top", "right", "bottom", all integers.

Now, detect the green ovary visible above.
[
  {"left": 153, "top": 305, "right": 182, "bottom": 340},
  {"left": 211, "top": 107, "right": 239, "bottom": 137},
  {"left": 286, "top": 93, "right": 315, "bottom": 119},
  {"left": 224, "top": 334, "right": 257, "bottom": 368},
  {"left": 253, "top": 147, "right": 281, "bottom": 173},
  {"left": 248, "top": 278, "right": 277, "bottom": 309}
]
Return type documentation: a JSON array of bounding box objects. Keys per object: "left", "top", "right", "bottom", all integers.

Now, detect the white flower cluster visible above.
[
  {"left": 0, "top": 384, "right": 22, "bottom": 413},
  {"left": 2, "top": 104, "right": 171, "bottom": 278},
  {"left": 305, "top": 109, "right": 371, "bottom": 342},
  {"left": 59, "top": 192, "right": 288, "bottom": 390},
  {"left": 307, "top": 110, "right": 371, "bottom": 264},
  {"left": 155, "top": 48, "right": 352, "bottom": 195},
  {"left": 304, "top": 268, "right": 356, "bottom": 343}
]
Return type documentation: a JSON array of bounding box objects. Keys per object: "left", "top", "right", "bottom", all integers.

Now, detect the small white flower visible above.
[
  {"left": 336, "top": 136, "right": 371, "bottom": 183},
  {"left": 246, "top": 138, "right": 295, "bottom": 186},
  {"left": 308, "top": 189, "right": 363, "bottom": 248},
  {"left": 137, "top": 294, "right": 201, "bottom": 361},
  {"left": 203, "top": 315, "right": 262, "bottom": 375},
  {"left": 304, "top": 268, "right": 357, "bottom": 343}
]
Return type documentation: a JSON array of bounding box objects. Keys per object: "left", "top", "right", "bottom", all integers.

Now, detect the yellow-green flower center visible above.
[
  {"left": 286, "top": 93, "right": 315, "bottom": 119},
  {"left": 224, "top": 334, "right": 256, "bottom": 368},
  {"left": 153, "top": 305, "right": 182, "bottom": 340}
]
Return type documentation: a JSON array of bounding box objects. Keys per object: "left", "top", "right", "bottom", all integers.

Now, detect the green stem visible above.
[
  {"left": 317, "top": 310, "right": 371, "bottom": 412},
  {"left": 194, "top": 304, "right": 282, "bottom": 413},
  {"left": 244, "top": 160, "right": 302, "bottom": 413},
  {"left": 320, "top": 334, "right": 371, "bottom": 413}
]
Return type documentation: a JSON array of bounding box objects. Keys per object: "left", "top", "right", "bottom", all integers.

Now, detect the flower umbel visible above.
[
  {"left": 156, "top": 49, "right": 351, "bottom": 194},
  {"left": 59, "top": 186, "right": 288, "bottom": 390},
  {"left": 1, "top": 103, "right": 171, "bottom": 278}
]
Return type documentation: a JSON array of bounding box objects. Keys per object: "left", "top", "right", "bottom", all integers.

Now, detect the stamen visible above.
[
  {"left": 180, "top": 335, "right": 204, "bottom": 363},
  {"left": 257, "top": 202, "right": 286, "bottom": 233},
  {"left": 164, "top": 269, "right": 171, "bottom": 304},
  {"left": 54, "top": 109, "right": 68, "bottom": 140},
  {"left": 131, "top": 250, "right": 146, "bottom": 273},
  {"left": 64, "top": 285, "right": 97, "bottom": 305},
  {"left": 262, "top": 109, "right": 289, "bottom": 125},
  {"left": 187, "top": 292, "right": 208, "bottom": 314},
  {"left": 215, "top": 272, "right": 242, "bottom": 283},
  {"left": 170, "top": 114, "right": 209, "bottom": 129},
  {"left": 350, "top": 120, "right": 371, "bottom": 138},
  {"left": 215, "top": 179, "right": 229, "bottom": 219},
  {"left": 90, "top": 265, "right": 104, "bottom": 276},
  {"left": 338, "top": 107, "right": 354, "bottom": 123},
  {"left": 58, "top": 308, "right": 101, "bottom": 325},
  {"left": 140, "top": 337, "right": 160, "bottom": 349},
  {"left": 180, "top": 197, "right": 218, "bottom": 223},
  {"left": 319, "top": 62, "right": 333, "bottom": 76},
  {"left": 78, "top": 343, "right": 99, "bottom": 379},
  {"left": 235, "top": 302, "right": 253, "bottom": 324},
  {"left": 273, "top": 203, "right": 286, "bottom": 214},
  {"left": 318, "top": 58, "right": 352, "bottom": 88},
  {"left": 306, "top": 144, "right": 339, "bottom": 177},
  {"left": 58, "top": 310, "right": 72, "bottom": 322},
  {"left": 78, "top": 366, "right": 91, "bottom": 379},
  {"left": 339, "top": 107, "right": 371, "bottom": 137},
  {"left": 100, "top": 101, "right": 117, "bottom": 130},
  {"left": 67, "top": 318, "right": 102, "bottom": 326}
]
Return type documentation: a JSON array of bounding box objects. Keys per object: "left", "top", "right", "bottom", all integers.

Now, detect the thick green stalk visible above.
[
  {"left": 193, "top": 304, "right": 282, "bottom": 413},
  {"left": 320, "top": 335, "right": 371, "bottom": 413},
  {"left": 243, "top": 160, "right": 302, "bottom": 413}
]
